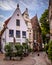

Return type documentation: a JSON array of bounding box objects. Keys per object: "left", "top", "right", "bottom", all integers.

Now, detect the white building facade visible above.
[
  {"left": 0, "top": 4, "right": 43, "bottom": 52},
  {"left": 22, "top": 8, "right": 33, "bottom": 48},
  {"left": 1, "top": 4, "right": 33, "bottom": 52}
]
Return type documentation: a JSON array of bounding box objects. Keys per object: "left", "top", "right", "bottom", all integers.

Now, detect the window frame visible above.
[
  {"left": 22, "top": 31, "right": 26, "bottom": 38},
  {"left": 16, "top": 19, "right": 20, "bottom": 26},
  {"left": 16, "top": 30, "right": 20, "bottom": 38},
  {"left": 9, "top": 30, "right": 14, "bottom": 37},
  {"left": 17, "top": 14, "right": 19, "bottom": 16}
]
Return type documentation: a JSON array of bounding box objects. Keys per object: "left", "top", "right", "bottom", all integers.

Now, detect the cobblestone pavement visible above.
[
  {"left": 0, "top": 52, "right": 51, "bottom": 65},
  {"left": 32, "top": 52, "right": 51, "bottom": 65},
  {"left": 0, "top": 53, "right": 35, "bottom": 65}
]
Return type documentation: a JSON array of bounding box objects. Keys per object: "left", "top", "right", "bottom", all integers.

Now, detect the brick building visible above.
[
  {"left": 49, "top": 0, "right": 52, "bottom": 40},
  {"left": 31, "top": 15, "right": 42, "bottom": 51}
]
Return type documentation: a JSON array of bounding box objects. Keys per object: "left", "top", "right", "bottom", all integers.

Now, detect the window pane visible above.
[
  {"left": 22, "top": 31, "right": 26, "bottom": 38},
  {"left": 16, "top": 19, "right": 20, "bottom": 26},
  {"left": 9, "top": 30, "right": 14, "bottom": 37},
  {"left": 17, "top": 14, "right": 19, "bottom": 16},
  {"left": 16, "top": 30, "right": 20, "bottom": 38}
]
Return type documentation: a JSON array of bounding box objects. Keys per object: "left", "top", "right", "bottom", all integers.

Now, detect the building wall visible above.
[
  {"left": 22, "top": 9, "right": 33, "bottom": 48},
  {"left": 1, "top": 6, "right": 28, "bottom": 52},
  {"left": 27, "top": 22, "right": 33, "bottom": 48},
  {"left": 31, "top": 15, "right": 42, "bottom": 50},
  {"left": 49, "top": 0, "right": 52, "bottom": 40}
]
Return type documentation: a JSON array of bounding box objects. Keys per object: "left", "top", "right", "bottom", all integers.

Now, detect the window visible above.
[
  {"left": 16, "top": 30, "right": 20, "bottom": 38},
  {"left": 30, "top": 30, "right": 31, "bottom": 32},
  {"left": 22, "top": 31, "right": 26, "bottom": 38},
  {"left": 29, "top": 33, "right": 31, "bottom": 37},
  {"left": 9, "top": 30, "right": 14, "bottom": 37},
  {"left": 17, "top": 14, "right": 19, "bottom": 16},
  {"left": 29, "top": 33, "right": 31, "bottom": 35},
  {"left": 16, "top": 19, "right": 20, "bottom": 26}
]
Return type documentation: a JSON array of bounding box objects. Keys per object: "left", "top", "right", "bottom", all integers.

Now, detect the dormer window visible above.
[{"left": 16, "top": 19, "right": 20, "bottom": 26}]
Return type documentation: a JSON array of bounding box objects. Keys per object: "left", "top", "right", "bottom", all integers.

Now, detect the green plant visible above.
[
  {"left": 15, "top": 44, "right": 23, "bottom": 57},
  {"left": 15, "top": 42, "right": 20, "bottom": 44},
  {"left": 23, "top": 43, "right": 29, "bottom": 57},
  {"left": 28, "top": 45, "right": 32, "bottom": 52},
  {"left": 4, "top": 44, "right": 13, "bottom": 60},
  {"left": 22, "top": 43, "right": 28, "bottom": 49},
  {"left": 22, "top": 43, "right": 28, "bottom": 53},
  {"left": 44, "top": 43, "right": 49, "bottom": 54},
  {"left": 40, "top": 9, "right": 49, "bottom": 43},
  {"left": 48, "top": 41, "right": 52, "bottom": 61}
]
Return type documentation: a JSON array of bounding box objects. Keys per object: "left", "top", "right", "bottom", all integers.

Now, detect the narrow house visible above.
[
  {"left": 22, "top": 8, "right": 33, "bottom": 48},
  {"left": 0, "top": 4, "right": 42, "bottom": 52},
  {"left": 31, "top": 15, "right": 42, "bottom": 51},
  {"left": 1, "top": 4, "right": 28, "bottom": 52},
  {"left": 49, "top": 0, "right": 52, "bottom": 40}
]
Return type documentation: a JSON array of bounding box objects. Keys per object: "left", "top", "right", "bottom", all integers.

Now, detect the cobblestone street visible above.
[
  {"left": 0, "top": 52, "right": 51, "bottom": 65},
  {"left": 32, "top": 52, "right": 51, "bottom": 65},
  {"left": 0, "top": 53, "right": 35, "bottom": 65}
]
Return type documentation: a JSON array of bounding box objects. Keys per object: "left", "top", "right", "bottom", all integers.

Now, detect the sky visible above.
[{"left": 0, "top": 0, "right": 49, "bottom": 30}]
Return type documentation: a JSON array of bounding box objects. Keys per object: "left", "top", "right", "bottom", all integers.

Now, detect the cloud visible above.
[
  {"left": 19, "top": 0, "right": 38, "bottom": 11},
  {"left": 0, "top": 21, "right": 4, "bottom": 26},
  {"left": 0, "top": 21, "right": 4, "bottom": 30},
  {"left": 0, "top": 15, "right": 7, "bottom": 30},
  {"left": 0, "top": 0, "right": 48, "bottom": 11},
  {"left": 0, "top": 15, "right": 5, "bottom": 19},
  {"left": 19, "top": 0, "right": 48, "bottom": 12},
  {"left": 0, "top": 0, "right": 49, "bottom": 24},
  {"left": 0, "top": 0, "right": 17, "bottom": 10},
  {"left": 0, "top": 15, "right": 5, "bottom": 30}
]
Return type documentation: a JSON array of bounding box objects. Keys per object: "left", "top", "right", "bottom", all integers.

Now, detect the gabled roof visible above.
[
  {"left": 31, "top": 15, "right": 41, "bottom": 32},
  {"left": 0, "top": 17, "right": 11, "bottom": 36},
  {"left": 0, "top": 4, "right": 25, "bottom": 37},
  {"left": 22, "top": 11, "right": 26, "bottom": 16},
  {"left": 0, "top": 27, "right": 6, "bottom": 36},
  {"left": 22, "top": 8, "right": 29, "bottom": 16},
  {"left": 4, "top": 17, "right": 11, "bottom": 25},
  {"left": 31, "top": 15, "right": 38, "bottom": 28}
]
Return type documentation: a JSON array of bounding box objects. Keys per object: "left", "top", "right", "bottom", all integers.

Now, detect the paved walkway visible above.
[
  {"left": 0, "top": 52, "right": 51, "bottom": 65},
  {"left": 32, "top": 52, "right": 51, "bottom": 65},
  {"left": 0, "top": 53, "right": 35, "bottom": 65}
]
